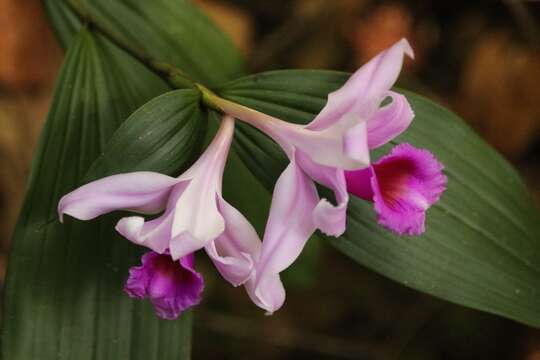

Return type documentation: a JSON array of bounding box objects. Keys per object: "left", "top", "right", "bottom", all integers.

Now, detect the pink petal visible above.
[
  {"left": 245, "top": 274, "right": 285, "bottom": 315},
  {"left": 296, "top": 152, "right": 349, "bottom": 236},
  {"left": 250, "top": 160, "right": 318, "bottom": 313},
  {"left": 308, "top": 38, "right": 414, "bottom": 131},
  {"left": 115, "top": 213, "right": 173, "bottom": 254},
  {"left": 124, "top": 251, "right": 203, "bottom": 320},
  {"left": 346, "top": 143, "right": 447, "bottom": 235},
  {"left": 367, "top": 91, "right": 414, "bottom": 149},
  {"left": 58, "top": 172, "right": 179, "bottom": 222},
  {"left": 115, "top": 181, "right": 189, "bottom": 254},
  {"left": 170, "top": 187, "right": 225, "bottom": 257},
  {"left": 292, "top": 113, "right": 370, "bottom": 170},
  {"left": 343, "top": 121, "right": 371, "bottom": 167},
  {"left": 169, "top": 232, "right": 206, "bottom": 263},
  {"left": 205, "top": 196, "right": 261, "bottom": 286},
  {"left": 168, "top": 117, "right": 236, "bottom": 257}
]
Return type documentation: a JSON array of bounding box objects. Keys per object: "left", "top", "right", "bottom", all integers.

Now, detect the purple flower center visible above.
[
  {"left": 147, "top": 254, "right": 189, "bottom": 298},
  {"left": 374, "top": 156, "right": 428, "bottom": 211}
]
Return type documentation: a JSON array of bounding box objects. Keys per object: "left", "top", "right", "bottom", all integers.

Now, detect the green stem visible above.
[
  {"left": 196, "top": 84, "right": 276, "bottom": 125},
  {"left": 64, "top": 0, "right": 196, "bottom": 89},
  {"left": 194, "top": 84, "right": 222, "bottom": 112}
]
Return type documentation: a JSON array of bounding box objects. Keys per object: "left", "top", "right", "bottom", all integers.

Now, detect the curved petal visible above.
[
  {"left": 258, "top": 160, "right": 318, "bottom": 275},
  {"left": 115, "top": 213, "right": 173, "bottom": 254},
  {"left": 308, "top": 38, "right": 414, "bottom": 131},
  {"left": 205, "top": 197, "right": 262, "bottom": 287},
  {"left": 58, "top": 172, "right": 179, "bottom": 222},
  {"left": 250, "top": 160, "right": 318, "bottom": 313},
  {"left": 367, "top": 91, "right": 414, "bottom": 149},
  {"left": 114, "top": 181, "right": 189, "bottom": 254},
  {"left": 245, "top": 273, "right": 285, "bottom": 315},
  {"left": 297, "top": 152, "right": 349, "bottom": 236},
  {"left": 169, "top": 116, "right": 236, "bottom": 257}
]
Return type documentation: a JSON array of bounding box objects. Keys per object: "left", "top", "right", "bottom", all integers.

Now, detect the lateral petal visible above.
[
  {"left": 250, "top": 160, "right": 317, "bottom": 313},
  {"left": 258, "top": 160, "right": 319, "bottom": 275},
  {"left": 367, "top": 91, "right": 414, "bottom": 149},
  {"left": 58, "top": 172, "right": 178, "bottom": 222}
]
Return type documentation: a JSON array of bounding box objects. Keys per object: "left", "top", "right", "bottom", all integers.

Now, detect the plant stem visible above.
[
  {"left": 64, "top": 0, "right": 196, "bottom": 89},
  {"left": 194, "top": 84, "right": 223, "bottom": 112}
]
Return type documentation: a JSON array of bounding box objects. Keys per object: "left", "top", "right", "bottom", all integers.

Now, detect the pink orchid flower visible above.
[
  {"left": 124, "top": 251, "right": 203, "bottom": 320},
  {"left": 59, "top": 116, "right": 262, "bottom": 306},
  {"left": 212, "top": 39, "right": 416, "bottom": 313}
]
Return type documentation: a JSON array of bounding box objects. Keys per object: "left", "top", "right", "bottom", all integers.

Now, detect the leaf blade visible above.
[
  {"left": 85, "top": 89, "right": 206, "bottom": 181},
  {"left": 1, "top": 30, "right": 195, "bottom": 360},
  {"left": 44, "top": 0, "right": 245, "bottom": 86}
]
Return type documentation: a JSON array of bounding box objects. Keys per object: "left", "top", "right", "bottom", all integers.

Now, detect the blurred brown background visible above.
[{"left": 1, "top": 0, "right": 539, "bottom": 359}]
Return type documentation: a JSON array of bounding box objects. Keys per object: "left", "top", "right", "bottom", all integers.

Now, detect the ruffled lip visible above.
[
  {"left": 346, "top": 143, "right": 447, "bottom": 236},
  {"left": 124, "top": 251, "right": 204, "bottom": 320}
]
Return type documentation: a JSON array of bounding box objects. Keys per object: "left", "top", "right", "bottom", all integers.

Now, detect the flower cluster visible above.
[{"left": 58, "top": 39, "right": 446, "bottom": 319}]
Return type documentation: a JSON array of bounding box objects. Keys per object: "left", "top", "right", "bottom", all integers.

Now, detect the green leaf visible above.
[
  {"left": 44, "top": 0, "right": 245, "bottom": 86},
  {"left": 1, "top": 31, "right": 194, "bottom": 359},
  {"left": 43, "top": 0, "right": 81, "bottom": 48},
  {"left": 85, "top": 89, "right": 206, "bottom": 181},
  {"left": 218, "top": 70, "right": 540, "bottom": 328}
]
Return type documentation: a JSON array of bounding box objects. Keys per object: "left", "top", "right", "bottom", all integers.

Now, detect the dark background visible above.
[{"left": 1, "top": 0, "right": 539, "bottom": 359}]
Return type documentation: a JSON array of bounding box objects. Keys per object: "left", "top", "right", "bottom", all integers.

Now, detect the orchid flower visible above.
[
  {"left": 346, "top": 143, "right": 447, "bottom": 235},
  {"left": 58, "top": 116, "right": 262, "bottom": 314},
  {"left": 125, "top": 251, "right": 203, "bottom": 320},
  {"left": 210, "top": 39, "right": 415, "bottom": 313}
]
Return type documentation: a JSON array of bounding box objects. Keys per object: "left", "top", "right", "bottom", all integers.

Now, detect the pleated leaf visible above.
[
  {"left": 218, "top": 70, "right": 540, "bottom": 328},
  {"left": 85, "top": 89, "right": 205, "bottom": 181},
  {"left": 44, "top": 0, "right": 245, "bottom": 86},
  {"left": 43, "top": 0, "right": 81, "bottom": 48},
  {"left": 1, "top": 31, "right": 197, "bottom": 360}
]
